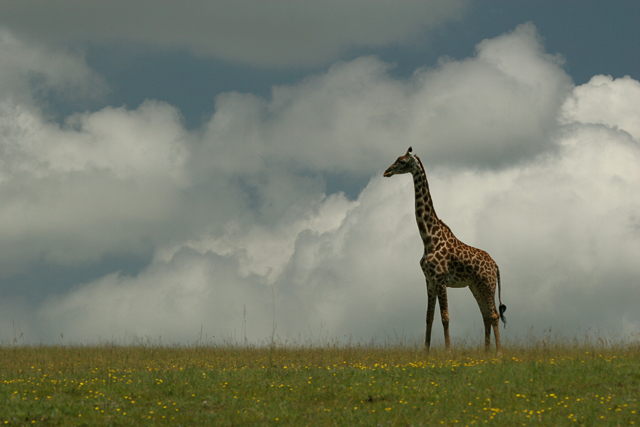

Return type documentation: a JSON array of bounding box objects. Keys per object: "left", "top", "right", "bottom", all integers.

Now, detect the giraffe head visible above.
[{"left": 383, "top": 146, "right": 417, "bottom": 177}]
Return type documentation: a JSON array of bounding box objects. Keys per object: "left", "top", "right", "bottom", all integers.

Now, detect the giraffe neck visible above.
[{"left": 412, "top": 155, "right": 440, "bottom": 247}]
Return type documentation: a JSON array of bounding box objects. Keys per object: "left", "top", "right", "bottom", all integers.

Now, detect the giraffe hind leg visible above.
[
  {"left": 481, "top": 310, "right": 501, "bottom": 352},
  {"left": 493, "top": 316, "right": 502, "bottom": 353},
  {"left": 483, "top": 318, "right": 492, "bottom": 351},
  {"left": 470, "top": 283, "right": 501, "bottom": 353}
]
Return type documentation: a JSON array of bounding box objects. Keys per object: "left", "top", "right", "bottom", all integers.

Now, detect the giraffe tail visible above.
[{"left": 497, "top": 267, "right": 507, "bottom": 327}]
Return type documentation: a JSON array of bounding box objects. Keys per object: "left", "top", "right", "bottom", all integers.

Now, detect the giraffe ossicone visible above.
[{"left": 384, "top": 147, "right": 506, "bottom": 352}]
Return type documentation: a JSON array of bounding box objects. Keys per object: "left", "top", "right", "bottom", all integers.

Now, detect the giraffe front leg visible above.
[
  {"left": 425, "top": 288, "right": 436, "bottom": 351},
  {"left": 437, "top": 284, "right": 451, "bottom": 351}
]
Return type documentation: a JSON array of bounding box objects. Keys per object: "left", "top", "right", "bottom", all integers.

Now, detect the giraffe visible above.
[{"left": 383, "top": 147, "right": 506, "bottom": 352}]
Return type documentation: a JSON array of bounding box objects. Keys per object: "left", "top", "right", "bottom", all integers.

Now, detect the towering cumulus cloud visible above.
[{"left": 1, "top": 24, "right": 639, "bottom": 344}]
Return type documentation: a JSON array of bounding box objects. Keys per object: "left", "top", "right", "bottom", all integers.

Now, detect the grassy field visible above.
[{"left": 1, "top": 342, "right": 639, "bottom": 426}]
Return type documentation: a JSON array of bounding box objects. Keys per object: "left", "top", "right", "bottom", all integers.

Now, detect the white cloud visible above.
[
  {"left": 560, "top": 74, "right": 640, "bottom": 140},
  {"left": 35, "top": 179, "right": 425, "bottom": 344},
  {"left": 0, "top": 100, "right": 192, "bottom": 270},
  {"left": 2, "top": 25, "right": 640, "bottom": 345},
  {"left": 196, "top": 23, "right": 572, "bottom": 179},
  {"left": 0, "top": 29, "right": 107, "bottom": 105},
  {"left": 1, "top": 101, "right": 187, "bottom": 181},
  {"left": 34, "top": 119, "right": 640, "bottom": 344},
  {"left": 407, "top": 23, "right": 572, "bottom": 165},
  {"left": 0, "top": 0, "right": 468, "bottom": 68},
  {"left": 476, "top": 125, "right": 640, "bottom": 340}
]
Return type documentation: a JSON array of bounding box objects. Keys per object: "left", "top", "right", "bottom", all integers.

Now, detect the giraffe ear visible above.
[{"left": 407, "top": 146, "right": 412, "bottom": 154}]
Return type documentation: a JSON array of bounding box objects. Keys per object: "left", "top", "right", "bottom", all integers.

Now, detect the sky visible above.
[{"left": 0, "top": 0, "right": 639, "bottom": 346}]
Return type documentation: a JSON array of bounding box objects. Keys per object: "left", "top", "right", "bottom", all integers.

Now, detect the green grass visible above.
[{"left": 1, "top": 342, "right": 639, "bottom": 426}]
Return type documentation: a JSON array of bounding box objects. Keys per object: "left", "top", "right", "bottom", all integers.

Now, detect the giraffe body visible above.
[{"left": 384, "top": 147, "right": 506, "bottom": 352}]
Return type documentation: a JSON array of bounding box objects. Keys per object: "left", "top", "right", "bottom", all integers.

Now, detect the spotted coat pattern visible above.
[{"left": 384, "top": 147, "right": 506, "bottom": 352}]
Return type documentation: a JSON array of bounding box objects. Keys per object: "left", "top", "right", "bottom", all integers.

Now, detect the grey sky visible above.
[{"left": 0, "top": 1, "right": 638, "bottom": 345}]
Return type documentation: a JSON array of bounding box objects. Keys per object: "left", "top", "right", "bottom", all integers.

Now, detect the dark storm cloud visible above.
[{"left": 0, "top": 0, "right": 468, "bottom": 68}]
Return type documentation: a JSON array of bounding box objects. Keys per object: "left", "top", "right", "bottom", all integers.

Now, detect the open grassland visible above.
[{"left": 1, "top": 342, "right": 639, "bottom": 426}]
